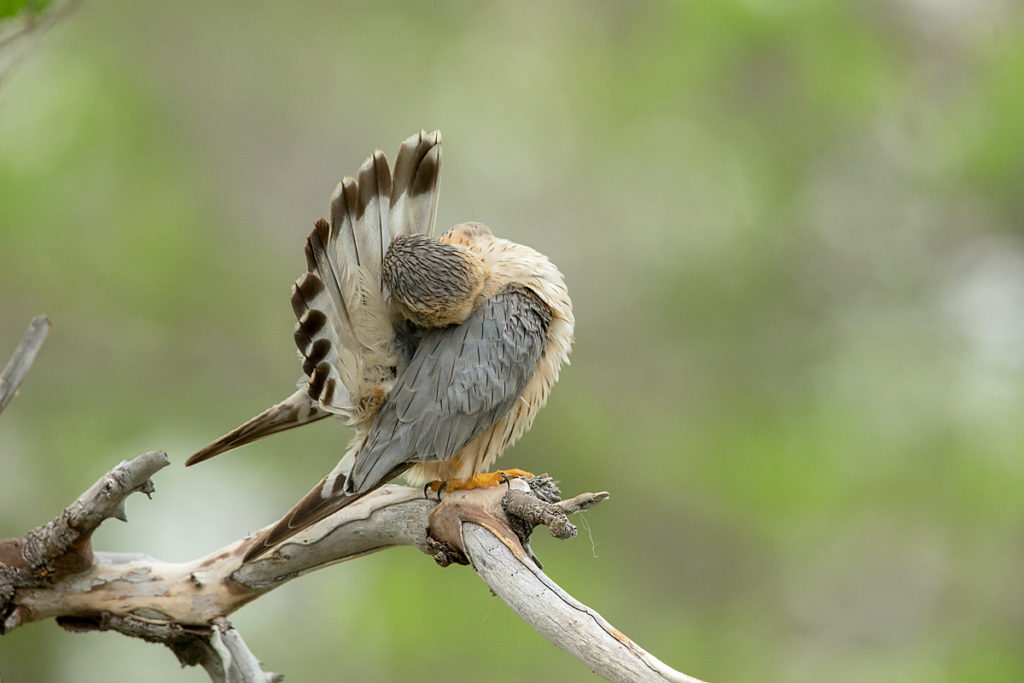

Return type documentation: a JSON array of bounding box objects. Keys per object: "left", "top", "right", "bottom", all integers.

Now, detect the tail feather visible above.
[
  {"left": 242, "top": 460, "right": 412, "bottom": 562},
  {"left": 294, "top": 132, "right": 442, "bottom": 423},
  {"left": 291, "top": 267, "right": 358, "bottom": 412},
  {"left": 187, "top": 389, "right": 330, "bottom": 466},
  {"left": 354, "top": 150, "right": 392, "bottom": 282},
  {"left": 329, "top": 177, "right": 361, "bottom": 278},
  {"left": 390, "top": 130, "right": 442, "bottom": 240}
]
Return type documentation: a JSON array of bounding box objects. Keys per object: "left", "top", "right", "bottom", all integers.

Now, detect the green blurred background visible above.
[{"left": 2, "top": 0, "right": 1023, "bottom": 680}]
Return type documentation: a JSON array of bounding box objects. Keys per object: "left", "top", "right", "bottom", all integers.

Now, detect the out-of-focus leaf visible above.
[{"left": 0, "top": 0, "right": 52, "bottom": 21}]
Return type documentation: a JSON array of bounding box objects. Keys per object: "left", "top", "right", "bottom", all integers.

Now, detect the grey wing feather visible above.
[
  {"left": 349, "top": 285, "right": 551, "bottom": 493},
  {"left": 242, "top": 285, "right": 551, "bottom": 562}
]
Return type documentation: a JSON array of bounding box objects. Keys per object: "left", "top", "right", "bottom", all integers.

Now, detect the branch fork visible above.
[
  {"left": 426, "top": 474, "right": 608, "bottom": 568},
  {"left": 0, "top": 318, "right": 702, "bottom": 683}
]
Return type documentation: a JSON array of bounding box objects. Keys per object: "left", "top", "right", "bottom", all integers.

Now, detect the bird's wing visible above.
[
  {"left": 242, "top": 285, "right": 551, "bottom": 562},
  {"left": 349, "top": 285, "right": 551, "bottom": 491},
  {"left": 293, "top": 131, "right": 443, "bottom": 425}
]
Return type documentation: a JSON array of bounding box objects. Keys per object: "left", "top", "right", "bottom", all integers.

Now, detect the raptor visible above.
[{"left": 187, "top": 131, "right": 574, "bottom": 562}]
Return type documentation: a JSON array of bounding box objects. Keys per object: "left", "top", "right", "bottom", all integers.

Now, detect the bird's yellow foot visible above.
[
  {"left": 424, "top": 469, "right": 535, "bottom": 500},
  {"left": 461, "top": 468, "right": 535, "bottom": 489}
]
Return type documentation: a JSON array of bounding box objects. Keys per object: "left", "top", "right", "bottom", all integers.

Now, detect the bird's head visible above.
[
  {"left": 382, "top": 224, "right": 493, "bottom": 327},
  {"left": 439, "top": 221, "right": 493, "bottom": 247}
]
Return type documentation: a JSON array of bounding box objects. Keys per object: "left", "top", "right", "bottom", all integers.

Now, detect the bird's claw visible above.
[
  {"left": 426, "top": 469, "right": 532, "bottom": 501},
  {"left": 424, "top": 480, "right": 447, "bottom": 502}
]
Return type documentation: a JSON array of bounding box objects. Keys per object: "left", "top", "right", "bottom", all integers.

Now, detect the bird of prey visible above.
[{"left": 187, "top": 131, "right": 574, "bottom": 562}]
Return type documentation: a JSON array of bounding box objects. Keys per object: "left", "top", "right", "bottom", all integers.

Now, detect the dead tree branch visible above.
[
  {"left": 0, "top": 460, "right": 699, "bottom": 682},
  {"left": 0, "top": 320, "right": 702, "bottom": 682},
  {"left": 465, "top": 525, "right": 699, "bottom": 683},
  {"left": 0, "top": 314, "right": 49, "bottom": 414},
  {"left": 0, "top": 0, "right": 83, "bottom": 87}
]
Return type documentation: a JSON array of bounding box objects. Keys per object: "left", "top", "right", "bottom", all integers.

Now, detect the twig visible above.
[
  {"left": 0, "top": 315, "right": 49, "bottom": 414},
  {"left": 0, "top": 0, "right": 84, "bottom": 89},
  {"left": 4, "top": 483, "right": 436, "bottom": 630}
]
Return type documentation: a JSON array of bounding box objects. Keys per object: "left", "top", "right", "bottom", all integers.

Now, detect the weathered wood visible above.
[
  {"left": 55, "top": 613, "right": 280, "bottom": 683},
  {"left": 464, "top": 524, "right": 704, "bottom": 683},
  {"left": 0, "top": 450, "right": 169, "bottom": 632},
  {"left": 0, "top": 315, "right": 49, "bottom": 414},
  {"left": 208, "top": 618, "right": 282, "bottom": 683},
  {"left": 4, "top": 484, "right": 434, "bottom": 627},
  {"left": 1, "top": 452, "right": 698, "bottom": 683}
]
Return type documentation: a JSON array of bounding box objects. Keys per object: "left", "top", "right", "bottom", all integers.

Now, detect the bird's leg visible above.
[
  {"left": 424, "top": 469, "right": 534, "bottom": 500},
  {"left": 453, "top": 469, "right": 535, "bottom": 491}
]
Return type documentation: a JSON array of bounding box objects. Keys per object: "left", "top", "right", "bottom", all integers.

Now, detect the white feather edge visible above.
[{"left": 305, "top": 132, "right": 443, "bottom": 422}]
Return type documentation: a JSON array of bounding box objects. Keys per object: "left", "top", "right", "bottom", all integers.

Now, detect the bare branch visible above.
[
  {"left": 1, "top": 458, "right": 699, "bottom": 683},
  {"left": 0, "top": 0, "right": 83, "bottom": 87},
  {"left": 0, "top": 450, "right": 169, "bottom": 632},
  {"left": 464, "top": 525, "right": 703, "bottom": 683},
  {"left": 0, "top": 315, "right": 50, "bottom": 414},
  {"left": 425, "top": 481, "right": 701, "bottom": 682},
  {"left": 0, "top": 481, "right": 436, "bottom": 630},
  {"left": 56, "top": 614, "right": 281, "bottom": 683},
  {"left": 209, "top": 618, "right": 283, "bottom": 683}
]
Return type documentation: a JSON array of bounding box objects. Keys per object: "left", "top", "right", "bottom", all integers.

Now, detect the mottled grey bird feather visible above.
[
  {"left": 350, "top": 285, "right": 551, "bottom": 491},
  {"left": 243, "top": 285, "right": 551, "bottom": 561}
]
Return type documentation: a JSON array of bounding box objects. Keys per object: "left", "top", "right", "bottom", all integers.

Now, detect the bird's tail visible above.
[
  {"left": 242, "top": 459, "right": 411, "bottom": 563},
  {"left": 186, "top": 389, "right": 331, "bottom": 466}
]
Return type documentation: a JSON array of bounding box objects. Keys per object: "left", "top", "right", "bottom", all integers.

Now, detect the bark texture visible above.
[{"left": 0, "top": 319, "right": 703, "bottom": 682}]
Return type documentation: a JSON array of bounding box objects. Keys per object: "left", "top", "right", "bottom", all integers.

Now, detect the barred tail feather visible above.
[
  {"left": 189, "top": 133, "right": 446, "bottom": 466},
  {"left": 242, "top": 459, "right": 411, "bottom": 562},
  {"left": 294, "top": 133, "right": 443, "bottom": 422},
  {"left": 186, "top": 389, "right": 330, "bottom": 466},
  {"left": 354, "top": 150, "right": 392, "bottom": 283},
  {"left": 390, "top": 130, "right": 442, "bottom": 239},
  {"left": 291, "top": 267, "right": 357, "bottom": 416}
]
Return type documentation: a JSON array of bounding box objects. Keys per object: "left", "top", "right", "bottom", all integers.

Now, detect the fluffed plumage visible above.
[{"left": 187, "top": 131, "right": 574, "bottom": 563}]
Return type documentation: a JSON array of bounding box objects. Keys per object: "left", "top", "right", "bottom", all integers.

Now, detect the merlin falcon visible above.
[{"left": 187, "top": 131, "right": 574, "bottom": 562}]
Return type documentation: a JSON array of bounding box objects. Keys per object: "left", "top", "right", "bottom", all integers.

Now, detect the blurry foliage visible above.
[
  {"left": 2, "top": 0, "right": 1024, "bottom": 681},
  {"left": 1, "top": 0, "right": 51, "bottom": 21}
]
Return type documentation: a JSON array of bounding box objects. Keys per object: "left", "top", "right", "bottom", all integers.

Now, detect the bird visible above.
[{"left": 186, "top": 131, "right": 574, "bottom": 563}]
